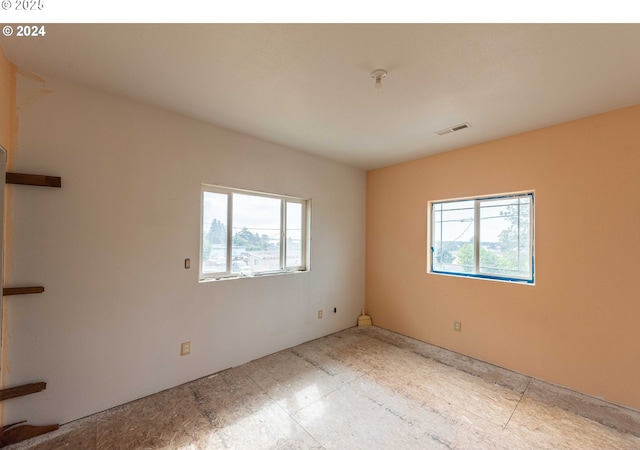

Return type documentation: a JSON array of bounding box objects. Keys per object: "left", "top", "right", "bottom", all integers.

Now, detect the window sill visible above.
[
  {"left": 199, "top": 269, "right": 309, "bottom": 283},
  {"left": 428, "top": 270, "right": 534, "bottom": 285}
]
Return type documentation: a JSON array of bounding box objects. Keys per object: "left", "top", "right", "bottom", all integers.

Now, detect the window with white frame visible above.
[
  {"left": 200, "top": 185, "right": 309, "bottom": 280},
  {"left": 430, "top": 192, "right": 534, "bottom": 283}
]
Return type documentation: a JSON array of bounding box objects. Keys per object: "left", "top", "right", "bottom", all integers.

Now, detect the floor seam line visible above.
[{"left": 503, "top": 378, "right": 532, "bottom": 431}]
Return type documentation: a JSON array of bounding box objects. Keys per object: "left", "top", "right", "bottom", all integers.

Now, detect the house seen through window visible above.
[{"left": 200, "top": 185, "right": 309, "bottom": 280}]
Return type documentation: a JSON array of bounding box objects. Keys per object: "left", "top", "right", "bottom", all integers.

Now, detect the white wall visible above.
[{"left": 3, "top": 73, "right": 366, "bottom": 425}]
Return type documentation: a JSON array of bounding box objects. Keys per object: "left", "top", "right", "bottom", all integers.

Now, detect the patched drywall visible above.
[
  {"left": 366, "top": 104, "right": 640, "bottom": 411},
  {"left": 4, "top": 72, "right": 366, "bottom": 425}
]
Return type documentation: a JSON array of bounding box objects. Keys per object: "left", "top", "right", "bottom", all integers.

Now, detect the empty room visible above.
[{"left": 0, "top": 21, "right": 640, "bottom": 449}]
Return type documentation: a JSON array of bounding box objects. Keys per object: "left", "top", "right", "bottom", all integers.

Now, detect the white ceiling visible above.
[{"left": 2, "top": 23, "right": 640, "bottom": 170}]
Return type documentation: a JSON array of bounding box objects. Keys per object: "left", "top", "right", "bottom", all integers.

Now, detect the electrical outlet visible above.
[
  {"left": 454, "top": 321, "right": 462, "bottom": 332},
  {"left": 181, "top": 341, "right": 191, "bottom": 355},
  {"left": 184, "top": 258, "right": 191, "bottom": 269},
  {"left": 318, "top": 309, "right": 323, "bottom": 319}
]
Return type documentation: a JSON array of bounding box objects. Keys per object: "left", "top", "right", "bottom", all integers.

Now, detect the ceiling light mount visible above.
[{"left": 370, "top": 69, "right": 387, "bottom": 91}]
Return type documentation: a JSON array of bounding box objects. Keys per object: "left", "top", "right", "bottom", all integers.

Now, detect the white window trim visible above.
[
  {"left": 428, "top": 191, "right": 535, "bottom": 284},
  {"left": 200, "top": 184, "right": 310, "bottom": 281}
]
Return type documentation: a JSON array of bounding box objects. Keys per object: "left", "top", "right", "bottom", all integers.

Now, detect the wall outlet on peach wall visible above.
[{"left": 454, "top": 321, "right": 462, "bottom": 332}]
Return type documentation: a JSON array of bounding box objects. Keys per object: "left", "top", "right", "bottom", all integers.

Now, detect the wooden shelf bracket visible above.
[{"left": 1, "top": 421, "right": 60, "bottom": 447}]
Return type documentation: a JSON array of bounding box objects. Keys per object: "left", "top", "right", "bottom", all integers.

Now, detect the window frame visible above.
[
  {"left": 428, "top": 191, "right": 535, "bottom": 284},
  {"left": 200, "top": 184, "right": 310, "bottom": 281}
]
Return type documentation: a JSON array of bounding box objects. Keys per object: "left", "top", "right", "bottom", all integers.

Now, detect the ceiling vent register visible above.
[{"left": 434, "top": 122, "right": 472, "bottom": 136}]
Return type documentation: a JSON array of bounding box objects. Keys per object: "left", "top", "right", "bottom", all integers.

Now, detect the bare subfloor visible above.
[{"left": 9, "top": 326, "right": 640, "bottom": 449}]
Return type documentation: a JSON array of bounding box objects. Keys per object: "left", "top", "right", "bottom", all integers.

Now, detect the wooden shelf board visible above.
[
  {"left": 6, "top": 173, "right": 61, "bottom": 188},
  {"left": 3, "top": 286, "right": 45, "bottom": 296},
  {"left": 0, "top": 382, "right": 47, "bottom": 402}
]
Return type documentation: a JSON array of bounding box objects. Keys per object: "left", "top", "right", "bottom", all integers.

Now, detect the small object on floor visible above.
[
  {"left": 0, "top": 421, "right": 59, "bottom": 447},
  {"left": 358, "top": 308, "right": 372, "bottom": 327}
]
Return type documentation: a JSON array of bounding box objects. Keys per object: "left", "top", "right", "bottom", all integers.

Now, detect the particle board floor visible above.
[{"left": 8, "top": 326, "right": 640, "bottom": 450}]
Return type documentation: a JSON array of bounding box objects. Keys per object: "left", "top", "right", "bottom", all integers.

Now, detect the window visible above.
[
  {"left": 430, "top": 192, "right": 534, "bottom": 283},
  {"left": 200, "top": 185, "right": 309, "bottom": 280}
]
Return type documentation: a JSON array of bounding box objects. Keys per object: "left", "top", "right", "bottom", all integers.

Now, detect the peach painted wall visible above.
[
  {"left": 0, "top": 46, "right": 13, "bottom": 425},
  {"left": 366, "top": 104, "right": 640, "bottom": 411},
  {"left": 0, "top": 47, "right": 12, "bottom": 153}
]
